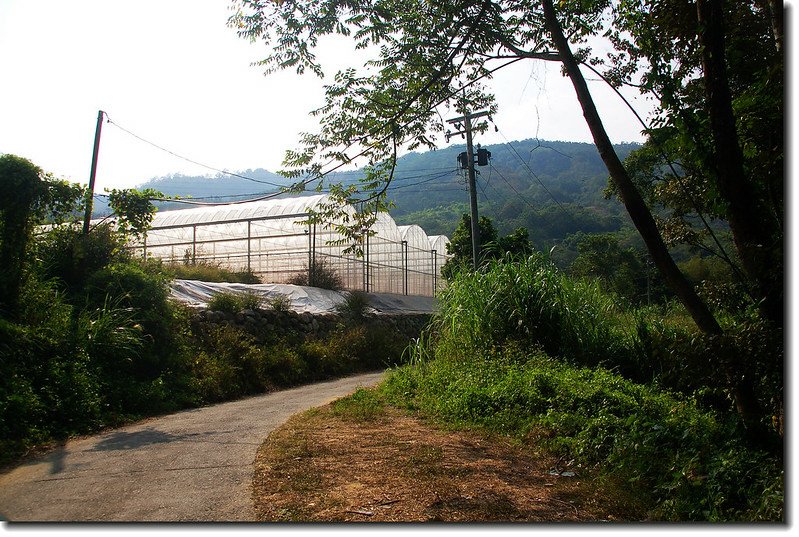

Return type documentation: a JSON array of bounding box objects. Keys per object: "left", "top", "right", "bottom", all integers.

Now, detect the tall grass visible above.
[
  {"left": 436, "top": 253, "right": 634, "bottom": 370},
  {"left": 386, "top": 254, "right": 783, "bottom": 521}
]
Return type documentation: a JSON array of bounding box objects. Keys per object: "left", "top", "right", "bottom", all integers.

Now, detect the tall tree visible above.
[
  {"left": 230, "top": 0, "right": 781, "bottom": 429},
  {"left": 603, "top": 0, "right": 783, "bottom": 328}
]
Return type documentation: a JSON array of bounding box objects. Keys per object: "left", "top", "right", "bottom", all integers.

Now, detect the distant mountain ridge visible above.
[{"left": 94, "top": 139, "right": 640, "bottom": 255}]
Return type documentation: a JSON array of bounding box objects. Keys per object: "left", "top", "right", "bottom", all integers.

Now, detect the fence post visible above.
[
  {"left": 306, "top": 224, "right": 312, "bottom": 285},
  {"left": 365, "top": 231, "right": 370, "bottom": 293},
  {"left": 247, "top": 220, "right": 252, "bottom": 272},
  {"left": 432, "top": 249, "right": 437, "bottom": 296},
  {"left": 402, "top": 240, "right": 408, "bottom": 296},
  {"left": 192, "top": 225, "right": 197, "bottom": 264},
  {"left": 312, "top": 222, "right": 317, "bottom": 287},
  {"left": 142, "top": 234, "right": 147, "bottom": 260}
]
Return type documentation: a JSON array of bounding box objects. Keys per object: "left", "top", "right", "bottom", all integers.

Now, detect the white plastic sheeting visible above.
[
  {"left": 133, "top": 194, "right": 450, "bottom": 297},
  {"left": 169, "top": 279, "right": 436, "bottom": 314}
]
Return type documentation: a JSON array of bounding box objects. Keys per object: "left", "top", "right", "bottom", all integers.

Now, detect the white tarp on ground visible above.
[{"left": 169, "top": 279, "right": 436, "bottom": 315}]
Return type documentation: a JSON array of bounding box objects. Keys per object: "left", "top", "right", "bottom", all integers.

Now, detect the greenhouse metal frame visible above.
[{"left": 131, "top": 194, "right": 451, "bottom": 297}]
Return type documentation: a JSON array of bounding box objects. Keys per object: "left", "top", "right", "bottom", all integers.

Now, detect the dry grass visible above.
[{"left": 251, "top": 403, "right": 641, "bottom": 523}]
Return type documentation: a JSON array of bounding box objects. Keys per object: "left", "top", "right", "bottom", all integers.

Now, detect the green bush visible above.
[
  {"left": 207, "top": 290, "right": 262, "bottom": 313},
  {"left": 36, "top": 223, "right": 129, "bottom": 295},
  {"left": 382, "top": 354, "right": 783, "bottom": 521},
  {"left": 436, "top": 254, "right": 633, "bottom": 370},
  {"left": 334, "top": 290, "right": 370, "bottom": 321}
]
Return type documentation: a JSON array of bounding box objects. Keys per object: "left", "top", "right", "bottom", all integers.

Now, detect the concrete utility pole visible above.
[
  {"left": 83, "top": 110, "right": 106, "bottom": 235},
  {"left": 447, "top": 109, "right": 490, "bottom": 270}
]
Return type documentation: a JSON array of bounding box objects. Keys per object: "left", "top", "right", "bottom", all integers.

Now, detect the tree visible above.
[
  {"left": 230, "top": 0, "right": 781, "bottom": 430},
  {"left": 603, "top": 0, "right": 783, "bottom": 327},
  {"left": 569, "top": 233, "right": 645, "bottom": 302},
  {"left": 0, "top": 155, "right": 45, "bottom": 317},
  {"left": 0, "top": 155, "right": 85, "bottom": 318},
  {"left": 441, "top": 214, "right": 531, "bottom": 280}
]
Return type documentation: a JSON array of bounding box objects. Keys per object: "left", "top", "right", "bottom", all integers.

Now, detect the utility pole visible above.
[
  {"left": 447, "top": 109, "right": 490, "bottom": 270},
  {"left": 83, "top": 110, "right": 105, "bottom": 235}
]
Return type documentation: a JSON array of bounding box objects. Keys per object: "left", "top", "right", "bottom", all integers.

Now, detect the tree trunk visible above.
[
  {"left": 540, "top": 0, "right": 766, "bottom": 433},
  {"left": 540, "top": 0, "right": 720, "bottom": 335},
  {"left": 697, "top": 0, "right": 783, "bottom": 328}
]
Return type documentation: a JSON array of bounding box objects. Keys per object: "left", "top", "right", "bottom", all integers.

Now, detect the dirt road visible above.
[{"left": 0, "top": 371, "right": 384, "bottom": 522}]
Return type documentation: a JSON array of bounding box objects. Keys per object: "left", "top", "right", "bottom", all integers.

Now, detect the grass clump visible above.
[
  {"left": 207, "top": 290, "right": 263, "bottom": 313},
  {"left": 165, "top": 259, "right": 261, "bottom": 284}
]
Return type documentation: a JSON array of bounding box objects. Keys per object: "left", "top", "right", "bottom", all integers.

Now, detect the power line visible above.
[
  {"left": 105, "top": 115, "right": 289, "bottom": 188},
  {"left": 495, "top": 129, "right": 575, "bottom": 222}
]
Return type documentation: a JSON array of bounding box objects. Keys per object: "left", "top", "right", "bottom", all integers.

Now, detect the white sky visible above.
[{"left": 1, "top": 0, "right": 657, "bottom": 191}]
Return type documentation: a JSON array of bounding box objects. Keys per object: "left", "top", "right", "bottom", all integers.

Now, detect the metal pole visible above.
[
  {"left": 82, "top": 110, "right": 105, "bottom": 235},
  {"left": 247, "top": 220, "right": 252, "bottom": 272},
  {"left": 402, "top": 240, "right": 408, "bottom": 296},
  {"left": 312, "top": 222, "right": 317, "bottom": 287},
  {"left": 365, "top": 232, "right": 370, "bottom": 293},
  {"left": 432, "top": 249, "right": 437, "bottom": 296},
  {"left": 307, "top": 225, "right": 312, "bottom": 285},
  {"left": 192, "top": 225, "right": 197, "bottom": 263}
]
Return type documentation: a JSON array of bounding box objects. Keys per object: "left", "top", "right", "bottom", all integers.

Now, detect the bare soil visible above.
[{"left": 252, "top": 405, "right": 641, "bottom": 522}]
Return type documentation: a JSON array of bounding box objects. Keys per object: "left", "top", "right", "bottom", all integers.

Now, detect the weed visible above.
[
  {"left": 334, "top": 290, "right": 370, "bottom": 321},
  {"left": 269, "top": 294, "right": 292, "bottom": 312},
  {"left": 331, "top": 388, "right": 386, "bottom": 422},
  {"left": 207, "top": 290, "right": 263, "bottom": 313},
  {"left": 288, "top": 257, "right": 343, "bottom": 290}
]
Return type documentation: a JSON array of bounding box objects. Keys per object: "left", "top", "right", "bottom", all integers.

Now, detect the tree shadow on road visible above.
[{"left": 89, "top": 428, "right": 192, "bottom": 452}]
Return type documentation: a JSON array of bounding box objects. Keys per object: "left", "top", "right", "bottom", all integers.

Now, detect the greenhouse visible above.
[{"left": 132, "top": 194, "right": 451, "bottom": 297}]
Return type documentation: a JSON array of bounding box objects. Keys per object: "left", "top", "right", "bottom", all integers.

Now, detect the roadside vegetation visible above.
[
  {"left": 1, "top": 154, "right": 783, "bottom": 521},
  {"left": 377, "top": 255, "right": 782, "bottom": 521},
  {"left": 0, "top": 155, "right": 408, "bottom": 467}
]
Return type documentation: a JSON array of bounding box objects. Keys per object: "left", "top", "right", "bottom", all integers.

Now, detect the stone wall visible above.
[{"left": 193, "top": 308, "right": 431, "bottom": 343}]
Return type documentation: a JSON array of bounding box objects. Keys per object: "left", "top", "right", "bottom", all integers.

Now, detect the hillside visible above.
[{"left": 123, "top": 139, "right": 639, "bottom": 254}]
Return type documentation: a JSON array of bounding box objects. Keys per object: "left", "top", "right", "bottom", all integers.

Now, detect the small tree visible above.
[
  {"left": 0, "top": 155, "right": 44, "bottom": 316},
  {"left": 442, "top": 214, "right": 531, "bottom": 280}
]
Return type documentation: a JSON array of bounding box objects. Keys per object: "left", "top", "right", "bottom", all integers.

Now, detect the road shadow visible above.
[{"left": 89, "top": 428, "right": 190, "bottom": 452}]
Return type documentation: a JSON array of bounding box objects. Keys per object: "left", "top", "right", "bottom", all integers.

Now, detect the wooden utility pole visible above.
[
  {"left": 83, "top": 110, "right": 105, "bottom": 235},
  {"left": 447, "top": 109, "right": 489, "bottom": 269}
]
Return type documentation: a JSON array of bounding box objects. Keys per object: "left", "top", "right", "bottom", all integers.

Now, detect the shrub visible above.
[
  {"left": 165, "top": 260, "right": 261, "bottom": 284},
  {"left": 288, "top": 257, "right": 343, "bottom": 290},
  {"left": 436, "top": 253, "right": 632, "bottom": 370},
  {"left": 207, "top": 290, "right": 263, "bottom": 313},
  {"left": 334, "top": 290, "right": 370, "bottom": 321},
  {"left": 268, "top": 294, "right": 292, "bottom": 312},
  {"left": 36, "top": 223, "right": 129, "bottom": 296},
  {"left": 382, "top": 354, "right": 783, "bottom": 521}
]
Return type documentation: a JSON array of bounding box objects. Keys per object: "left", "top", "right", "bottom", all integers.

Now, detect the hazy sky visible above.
[{"left": 0, "top": 0, "right": 658, "bottom": 191}]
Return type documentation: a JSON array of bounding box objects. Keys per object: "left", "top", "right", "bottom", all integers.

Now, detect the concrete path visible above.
[{"left": 0, "top": 371, "right": 384, "bottom": 522}]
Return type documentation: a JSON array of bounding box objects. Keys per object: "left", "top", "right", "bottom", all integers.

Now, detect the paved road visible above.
[{"left": 0, "top": 372, "right": 384, "bottom": 522}]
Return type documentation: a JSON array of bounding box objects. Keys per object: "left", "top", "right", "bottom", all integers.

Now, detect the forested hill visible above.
[
  {"left": 128, "top": 139, "right": 640, "bottom": 252},
  {"left": 384, "top": 139, "right": 639, "bottom": 245}
]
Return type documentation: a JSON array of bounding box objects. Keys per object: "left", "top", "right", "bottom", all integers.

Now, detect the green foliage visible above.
[
  {"left": 382, "top": 352, "right": 783, "bottom": 521},
  {"left": 164, "top": 259, "right": 261, "bottom": 284},
  {"left": 380, "top": 248, "right": 782, "bottom": 520},
  {"left": 0, "top": 154, "right": 46, "bottom": 316},
  {"left": 36, "top": 223, "right": 130, "bottom": 295},
  {"left": 438, "top": 253, "right": 631, "bottom": 371},
  {"left": 107, "top": 188, "right": 164, "bottom": 239},
  {"left": 441, "top": 214, "right": 532, "bottom": 280},
  {"left": 268, "top": 294, "right": 292, "bottom": 312},
  {"left": 330, "top": 387, "right": 387, "bottom": 422},
  {"left": 568, "top": 232, "right": 649, "bottom": 303},
  {"left": 207, "top": 290, "right": 263, "bottom": 313},
  {"left": 287, "top": 257, "right": 343, "bottom": 290},
  {"left": 334, "top": 290, "right": 370, "bottom": 321}
]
